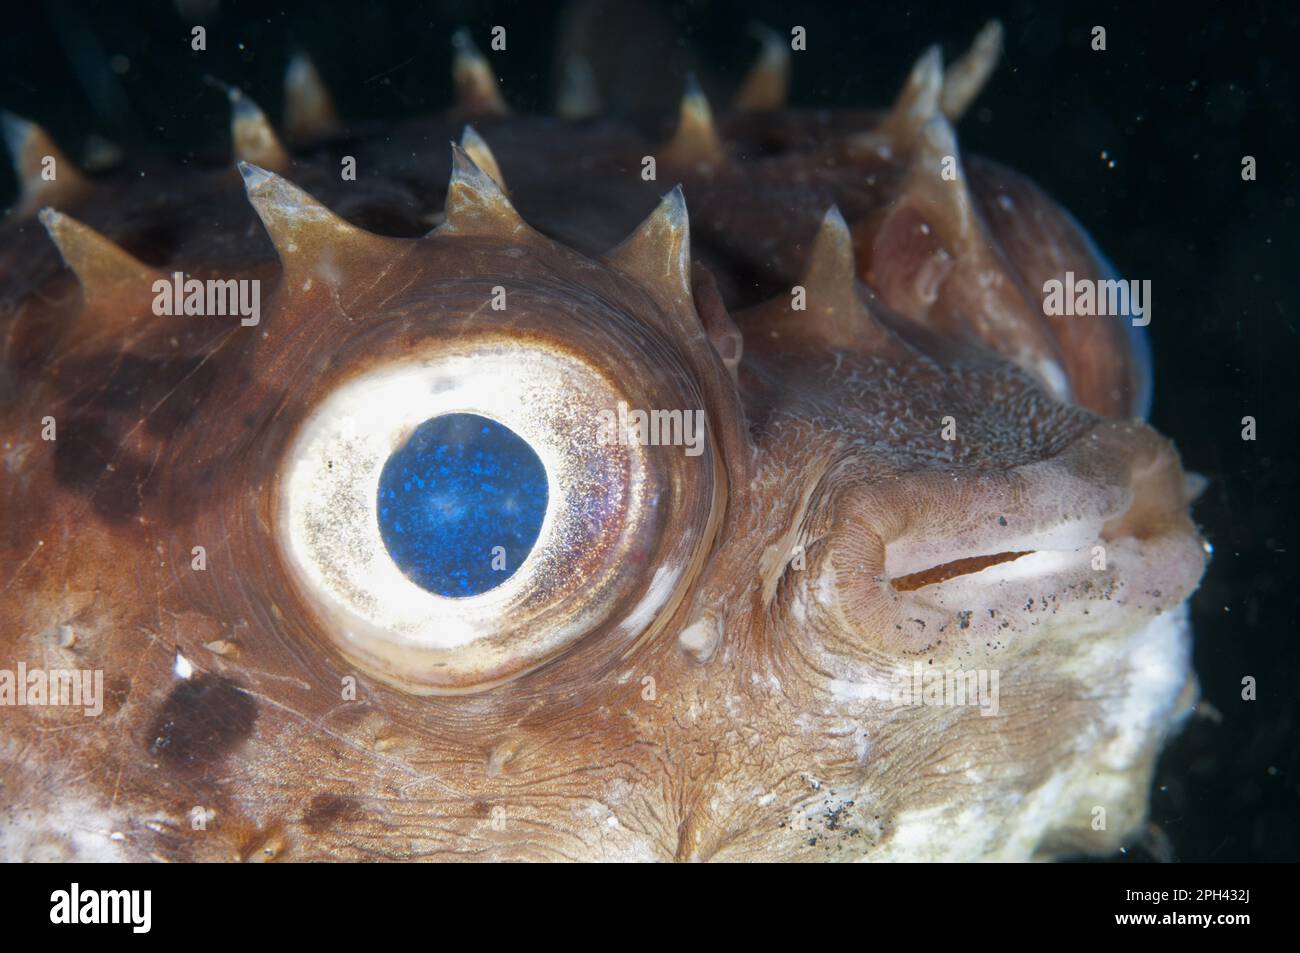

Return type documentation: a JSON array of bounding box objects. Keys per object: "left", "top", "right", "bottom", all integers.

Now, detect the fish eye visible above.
[
  {"left": 377, "top": 412, "right": 549, "bottom": 598},
  {"left": 274, "top": 321, "right": 720, "bottom": 696}
]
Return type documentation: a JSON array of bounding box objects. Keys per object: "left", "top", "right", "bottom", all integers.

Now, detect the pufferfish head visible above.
[{"left": 0, "top": 26, "right": 1206, "bottom": 862}]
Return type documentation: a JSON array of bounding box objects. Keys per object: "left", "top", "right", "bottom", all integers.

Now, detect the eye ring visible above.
[{"left": 273, "top": 318, "right": 719, "bottom": 695}]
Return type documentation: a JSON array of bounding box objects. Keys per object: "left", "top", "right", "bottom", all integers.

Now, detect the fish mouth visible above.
[
  {"left": 890, "top": 550, "right": 1034, "bottom": 591},
  {"left": 875, "top": 419, "right": 1207, "bottom": 637}
]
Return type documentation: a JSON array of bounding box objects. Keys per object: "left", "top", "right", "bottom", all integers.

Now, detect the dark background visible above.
[{"left": 2, "top": 0, "right": 1296, "bottom": 861}]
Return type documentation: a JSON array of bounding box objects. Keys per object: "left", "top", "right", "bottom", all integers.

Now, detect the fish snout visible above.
[{"left": 820, "top": 418, "right": 1207, "bottom": 659}]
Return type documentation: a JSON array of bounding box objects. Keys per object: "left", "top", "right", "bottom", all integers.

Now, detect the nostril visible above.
[{"left": 890, "top": 550, "right": 1033, "bottom": 592}]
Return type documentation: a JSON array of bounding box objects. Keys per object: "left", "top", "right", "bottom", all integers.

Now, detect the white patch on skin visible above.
[
  {"left": 605, "top": 778, "right": 634, "bottom": 804},
  {"left": 828, "top": 677, "right": 893, "bottom": 703},
  {"left": 0, "top": 796, "right": 130, "bottom": 862},
  {"left": 868, "top": 606, "right": 1194, "bottom": 861},
  {"left": 966, "top": 548, "right": 1079, "bottom": 583},
  {"left": 314, "top": 249, "right": 341, "bottom": 286},
  {"left": 815, "top": 564, "right": 837, "bottom": 605},
  {"left": 853, "top": 728, "right": 871, "bottom": 763},
  {"left": 1072, "top": 605, "right": 1193, "bottom": 770},
  {"left": 565, "top": 799, "right": 661, "bottom": 861},
  {"left": 678, "top": 612, "right": 721, "bottom": 662}
]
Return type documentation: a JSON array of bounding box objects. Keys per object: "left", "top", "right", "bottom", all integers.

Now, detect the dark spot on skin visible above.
[
  {"left": 141, "top": 356, "right": 221, "bottom": 437},
  {"left": 997, "top": 515, "right": 1007, "bottom": 526},
  {"left": 52, "top": 414, "right": 149, "bottom": 521},
  {"left": 146, "top": 673, "right": 258, "bottom": 773},
  {"left": 72, "top": 353, "right": 219, "bottom": 437},
  {"left": 957, "top": 610, "right": 973, "bottom": 629},
  {"left": 303, "top": 794, "right": 363, "bottom": 833}
]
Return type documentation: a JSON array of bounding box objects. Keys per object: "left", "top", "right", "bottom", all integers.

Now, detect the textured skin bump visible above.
[{"left": 0, "top": 30, "right": 1204, "bottom": 861}]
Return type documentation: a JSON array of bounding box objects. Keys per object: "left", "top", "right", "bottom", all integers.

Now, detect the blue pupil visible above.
[{"left": 377, "top": 413, "right": 548, "bottom": 598}]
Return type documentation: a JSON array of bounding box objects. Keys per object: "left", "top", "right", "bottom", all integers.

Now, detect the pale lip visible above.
[{"left": 867, "top": 418, "right": 1208, "bottom": 651}]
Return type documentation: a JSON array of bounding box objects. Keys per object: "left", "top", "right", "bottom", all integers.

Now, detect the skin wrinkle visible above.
[{"left": 0, "top": 55, "right": 1206, "bottom": 862}]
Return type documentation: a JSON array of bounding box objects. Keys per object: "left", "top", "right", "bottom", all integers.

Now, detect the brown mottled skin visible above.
[{"left": 0, "top": 33, "right": 1204, "bottom": 861}]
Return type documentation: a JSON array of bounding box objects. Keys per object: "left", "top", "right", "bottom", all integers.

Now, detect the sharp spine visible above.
[
  {"left": 908, "top": 116, "right": 975, "bottom": 242},
  {"left": 941, "top": 21, "right": 1004, "bottom": 120},
  {"left": 799, "top": 206, "right": 892, "bottom": 348},
  {"left": 664, "top": 75, "right": 725, "bottom": 168},
  {"left": 284, "top": 51, "right": 342, "bottom": 143},
  {"left": 238, "top": 161, "right": 386, "bottom": 285},
  {"left": 850, "top": 45, "right": 942, "bottom": 159},
  {"left": 556, "top": 54, "right": 601, "bottom": 119},
  {"left": 452, "top": 28, "right": 510, "bottom": 118},
  {"left": 891, "top": 46, "right": 944, "bottom": 135},
  {"left": 733, "top": 24, "right": 790, "bottom": 112},
  {"left": 223, "top": 84, "right": 292, "bottom": 171},
  {"left": 2, "top": 112, "right": 90, "bottom": 217},
  {"left": 605, "top": 185, "right": 693, "bottom": 310},
  {"left": 459, "top": 126, "right": 507, "bottom": 192},
  {"left": 440, "top": 142, "right": 527, "bottom": 237},
  {"left": 38, "top": 207, "right": 162, "bottom": 310}
]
